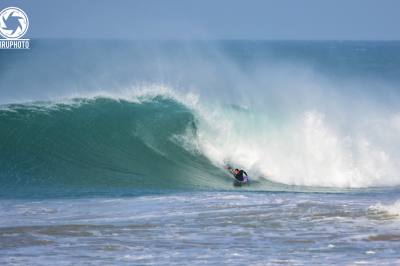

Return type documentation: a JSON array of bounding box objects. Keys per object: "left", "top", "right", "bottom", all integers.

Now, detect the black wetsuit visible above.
[{"left": 234, "top": 170, "right": 248, "bottom": 182}]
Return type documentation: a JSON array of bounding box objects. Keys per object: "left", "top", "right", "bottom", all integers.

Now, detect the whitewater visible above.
[{"left": 1, "top": 40, "right": 400, "bottom": 265}]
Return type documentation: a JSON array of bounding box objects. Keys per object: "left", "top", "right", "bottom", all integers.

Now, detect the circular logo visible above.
[{"left": 0, "top": 7, "right": 29, "bottom": 39}]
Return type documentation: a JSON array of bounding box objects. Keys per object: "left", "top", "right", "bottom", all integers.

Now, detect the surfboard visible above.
[{"left": 233, "top": 179, "right": 250, "bottom": 187}]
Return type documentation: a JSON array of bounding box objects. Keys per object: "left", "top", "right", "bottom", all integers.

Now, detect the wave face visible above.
[
  {"left": 0, "top": 97, "right": 232, "bottom": 197},
  {"left": 1, "top": 40, "right": 400, "bottom": 196}
]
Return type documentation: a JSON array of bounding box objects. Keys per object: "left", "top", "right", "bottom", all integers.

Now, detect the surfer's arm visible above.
[{"left": 243, "top": 171, "right": 248, "bottom": 176}]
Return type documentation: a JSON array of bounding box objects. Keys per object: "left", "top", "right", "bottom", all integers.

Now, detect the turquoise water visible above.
[{"left": 1, "top": 40, "right": 400, "bottom": 265}]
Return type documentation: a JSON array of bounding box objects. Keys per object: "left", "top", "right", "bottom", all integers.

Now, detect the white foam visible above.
[
  {"left": 153, "top": 54, "right": 400, "bottom": 189},
  {"left": 369, "top": 201, "right": 400, "bottom": 217},
  {"left": 189, "top": 100, "right": 400, "bottom": 188}
]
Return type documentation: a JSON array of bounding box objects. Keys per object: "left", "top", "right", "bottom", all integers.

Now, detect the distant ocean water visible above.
[{"left": 1, "top": 40, "right": 400, "bottom": 265}]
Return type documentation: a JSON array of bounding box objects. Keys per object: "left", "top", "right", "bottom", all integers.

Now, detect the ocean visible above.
[{"left": 1, "top": 40, "right": 400, "bottom": 265}]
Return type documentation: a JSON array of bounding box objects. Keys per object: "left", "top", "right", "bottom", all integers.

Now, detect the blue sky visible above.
[{"left": 2, "top": 0, "right": 400, "bottom": 40}]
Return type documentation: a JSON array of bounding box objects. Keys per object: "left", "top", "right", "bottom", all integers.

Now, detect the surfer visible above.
[
  {"left": 226, "top": 165, "right": 249, "bottom": 183},
  {"left": 233, "top": 168, "right": 248, "bottom": 182}
]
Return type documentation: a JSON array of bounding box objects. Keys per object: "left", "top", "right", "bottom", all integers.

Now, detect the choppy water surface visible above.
[{"left": 1, "top": 191, "right": 400, "bottom": 265}]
